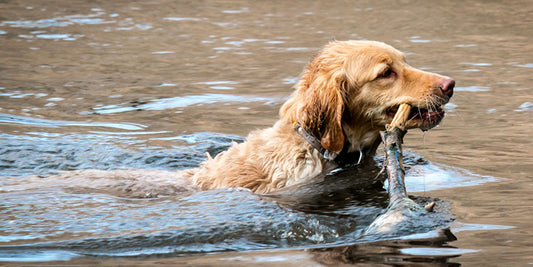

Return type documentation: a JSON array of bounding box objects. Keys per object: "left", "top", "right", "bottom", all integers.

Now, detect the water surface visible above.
[{"left": 1, "top": 0, "right": 532, "bottom": 265}]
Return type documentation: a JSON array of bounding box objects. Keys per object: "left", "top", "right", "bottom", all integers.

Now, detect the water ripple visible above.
[
  {"left": 91, "top": 94, "right": 278, "bottom": 114},
  {"left": 0, "top": 113, "right": 146, "bottom": 130},
  {"left": 1, "top": 14, "right": 114, "bottom": 28}
]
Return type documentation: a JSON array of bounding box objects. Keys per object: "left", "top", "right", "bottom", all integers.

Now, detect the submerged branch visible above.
[{"left": 362, "top": 105, "right": 448, "bottom": 237}]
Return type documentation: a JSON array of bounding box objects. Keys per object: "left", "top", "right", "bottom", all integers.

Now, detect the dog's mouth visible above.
[{"left": 386, "top": 105, "right": 445, "bottom": 131}]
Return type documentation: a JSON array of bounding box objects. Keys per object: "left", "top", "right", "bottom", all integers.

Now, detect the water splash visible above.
[{"left": 0, "top": 130, "right": 496, "bottom": 261}]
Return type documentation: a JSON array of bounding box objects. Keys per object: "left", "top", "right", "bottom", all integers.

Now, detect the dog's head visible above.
[{"left": 280, "top": 40, "right": 454, "bottom": 155}]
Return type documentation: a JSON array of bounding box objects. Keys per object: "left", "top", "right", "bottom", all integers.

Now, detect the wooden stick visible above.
[
  {"left": 387, "top": 103, "right": 411, "bottom": 131},
  {"left": 362, "top": 105, "right": 443, "bottom": 236},
  {"left": 380, "top": 128, "right": 408, "bottom": 204}
]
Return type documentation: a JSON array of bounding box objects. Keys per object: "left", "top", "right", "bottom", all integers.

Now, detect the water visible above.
[{"left": 1, "top": 0, "right": 532, "bottom": 265}]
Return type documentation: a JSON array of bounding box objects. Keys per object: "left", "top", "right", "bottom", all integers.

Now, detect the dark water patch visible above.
[
  {"left": 0, "top": 189, "right": 365, "bottom": 258},
  {"left": 0, "top": 130, "right": 472, "bottom": 262},
  {"left": 0, "top": 187, "right": 454, "bottom": 261},
  {"left": 0, "top": 132, "right": 243, "bottom": 177}
]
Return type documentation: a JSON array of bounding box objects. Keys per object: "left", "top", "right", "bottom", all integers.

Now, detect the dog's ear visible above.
[{"left": 280, "top": 54, "right": 347, "bottom": 154}]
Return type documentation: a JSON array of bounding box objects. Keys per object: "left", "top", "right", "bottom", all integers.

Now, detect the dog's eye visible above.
[{"left": 378, "top": 68, "right": 394, "bottom": 79}]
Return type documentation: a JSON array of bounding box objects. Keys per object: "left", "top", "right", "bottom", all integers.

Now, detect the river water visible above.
[{"left": 0, "top": 0, "right": 532, "bottom": 266}]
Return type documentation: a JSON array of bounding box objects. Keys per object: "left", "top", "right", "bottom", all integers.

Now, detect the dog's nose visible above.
[{"left": 440, "top": 78, "right": 455, "bottom": 97}]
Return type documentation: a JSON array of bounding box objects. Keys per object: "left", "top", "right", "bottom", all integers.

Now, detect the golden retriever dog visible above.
[
  {"left": 184, "top": 40, "right": 454, "bottom": 194},
  {"left": 14, "top": 40, "right": 453, "bottom": 197}
]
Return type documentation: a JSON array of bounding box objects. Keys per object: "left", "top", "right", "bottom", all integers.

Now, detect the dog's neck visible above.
[
  {"left": 293, "top": 122, "right": 339, "bottom": 161},
  {"left": 291, "top": 121, "right": 381, "bottom": 165}
]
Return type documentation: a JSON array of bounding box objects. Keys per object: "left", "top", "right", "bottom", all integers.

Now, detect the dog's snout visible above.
[{"left": 440, "top": 78, "right": 455, "bottom": 98}]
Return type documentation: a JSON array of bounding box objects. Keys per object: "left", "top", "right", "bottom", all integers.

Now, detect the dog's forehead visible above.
[
  {"left": 326, "top": 41, "right": 404, "bottom": 67},
  {"left": 357, "top": 42, "right": 406, "bottom": 64}
]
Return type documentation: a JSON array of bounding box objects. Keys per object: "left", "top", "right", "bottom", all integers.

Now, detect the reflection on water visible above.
[{"left": 1, "top": 0, "right": 532, "bottom": 265}]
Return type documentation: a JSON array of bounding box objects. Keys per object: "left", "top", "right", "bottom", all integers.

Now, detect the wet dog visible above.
[
  {"left": 184, "top": 40, "right": 454, "bottom": 193},
  {"left": 17, "top": 40, "right": 453, "bottom": 197}
]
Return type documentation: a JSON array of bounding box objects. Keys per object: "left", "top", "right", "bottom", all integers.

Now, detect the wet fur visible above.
[
  {"left": 184, "top": 40, "right": 452, "bottom": 194},
  {"left": 29, "top": 40, "right": 452, "bottom": 196}
]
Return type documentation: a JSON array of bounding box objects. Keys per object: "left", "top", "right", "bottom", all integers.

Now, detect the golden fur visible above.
[
  {"left": 24, "top": 40, "right": 453, "bottom": 197},
  {"left": 185, "top": 40, "right": 454, "bottom": 194}
]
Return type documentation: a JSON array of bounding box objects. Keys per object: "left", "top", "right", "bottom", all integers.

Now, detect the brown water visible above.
[{"left": 1, "top": 0, "right": 532, "bottom": 266}]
